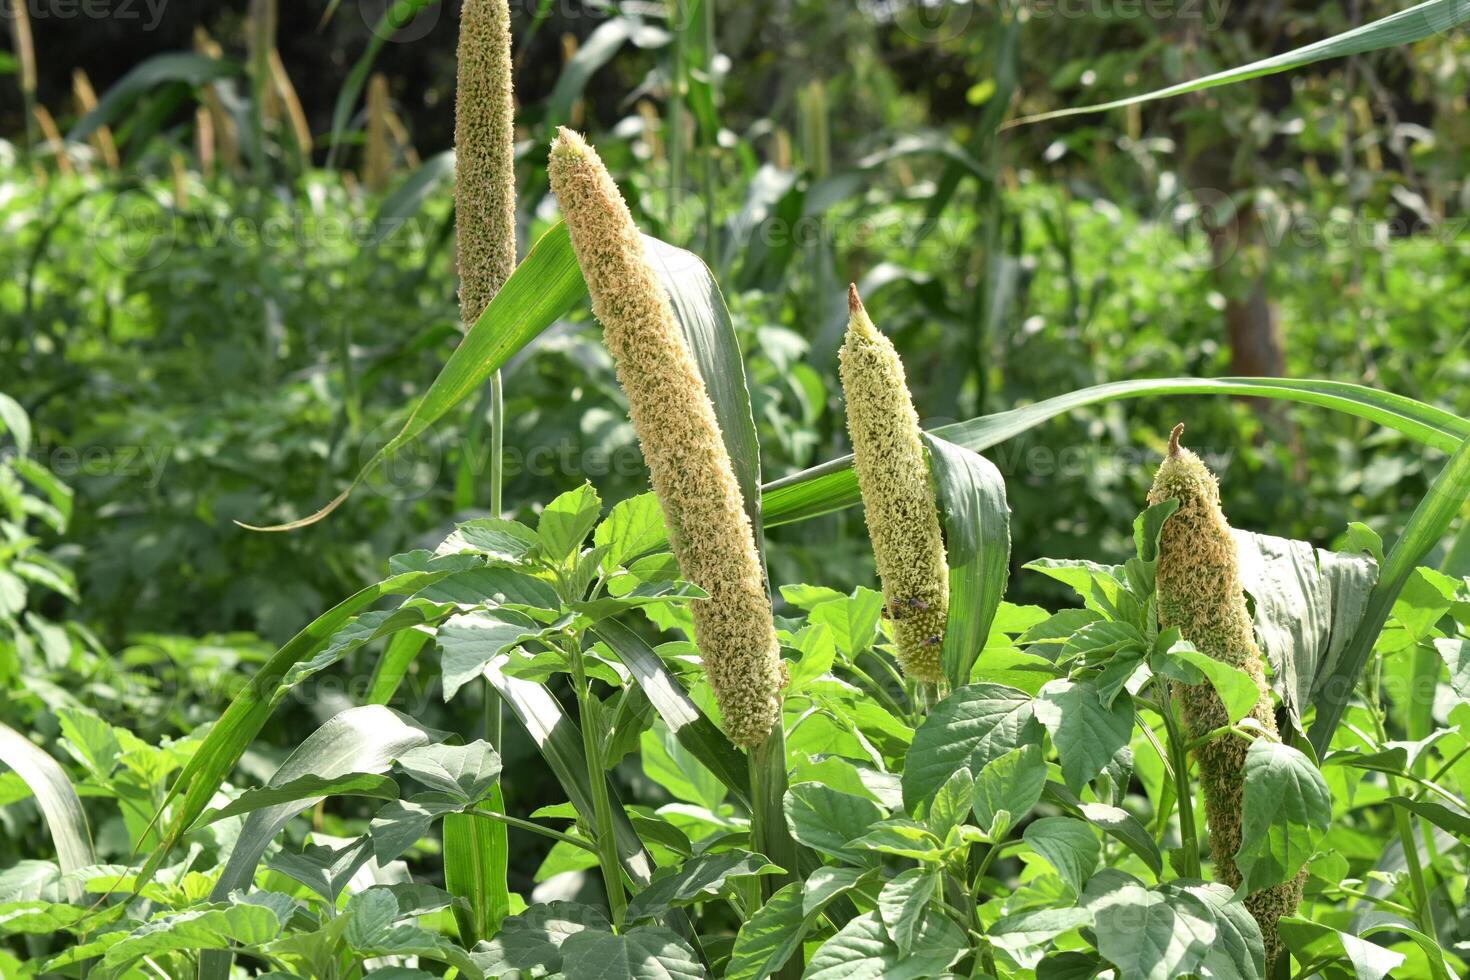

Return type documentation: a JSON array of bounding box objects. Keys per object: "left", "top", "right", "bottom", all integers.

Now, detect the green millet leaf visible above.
[
  {"left": 839, "top": 285, "right": 949, "bottom": 684},
  {"left": 547, "top": 129, "right": 783, "bottom": 749}
]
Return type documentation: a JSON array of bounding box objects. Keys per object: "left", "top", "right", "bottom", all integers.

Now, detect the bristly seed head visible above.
[
  {"left": 1148, "top": 425, "right": 1303, "bottom": 969},
  {"left": 547, "top": 128, "right": 784, "bottom": 748},
  {"left": 455, "top": 0, "right": 517, "bottom": 326},
  {"left": 840, "top": 284, "right": 949, "bottom": 685}
]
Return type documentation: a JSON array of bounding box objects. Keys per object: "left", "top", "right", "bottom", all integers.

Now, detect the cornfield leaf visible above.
[
  {"left": 592, "top": 618, "right": 750, "bottom": 809},
  {"left": 443, "top": 788, "right": 510, "bottom": 945},
  {"left": 1309, "top": 435, "right": 1470, "bottom": 754},
  {"left": 0, "top": 723, "right": 94, "bottom": 902},
  {"left": 325, "top": 0, "right": 440, "bottom": 168},
  {"left": 762, "top": 377, "right": 1467, "bottom": 527},
  {"left": 1007, "top": 0, "right": 1470, "bottom": 128},
  {"left": 67, "top": 52, "right": 241, "bottom": 144}
]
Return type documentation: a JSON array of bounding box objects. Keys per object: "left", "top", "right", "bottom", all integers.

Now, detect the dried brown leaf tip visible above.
[
  {"left": 547, "top": 128, "right": 784, "bottom": 748},
  {"left": 840, "top": 285, "right": 949, "bottom": 684},
  {"left": 1147, "top": 426, "right": 1303, "bottom": 969}
]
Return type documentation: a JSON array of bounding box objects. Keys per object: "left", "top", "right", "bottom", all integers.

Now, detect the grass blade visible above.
[
  {"left": 325, "top": 0, "right": 439, "bottom": 169},
  {"left": 592, "top": 619, "right": 751, "bottom": 809},
  {"left": 444, "top": 791, "right": 510, "bottom": 945},
  {"left": 1007, "top": 0, "right": 1470, "bottom": 129},
  {"left": 1308, "top": 435, "right": 1470, "bottom": 755},
  {"left": 922, "top": 435, "right": 1012, "bottom": 689},
  {"left": 0, "top": 723, "right": 94, "bottom": 901},
  {"left": 67, "top": 53, "right": 241, "bottom": 145},
  {"left": 762, "top": 377, "right": 1468, "bottom": 527}
]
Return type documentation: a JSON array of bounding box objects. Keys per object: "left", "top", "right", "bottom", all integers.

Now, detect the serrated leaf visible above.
[
  {"left": 1235, "top": 741, "right": 1332, "bottom": 892},
  {"left": 805, "top": 910, "right": 965, "bottom": 980},
  {"left": 972, "top": 743, "right": 1046, "bottom": 835},
  {"left": 559, "top": 925, "right": 704, "bottom": 980},
  {"left": 594, "top": 492, "right": 667, "bottom": 569},
  {"left": 1083, "top": 875, "right": 1215, "bottom": 980},
  {"left": 394, "top": 741, "right": 502, "bottom": 805},
  {"left": 538, "top": 483, "right": 603, "bottom": 562},
  {"left": 783, "top": 784, "right": 884, "bottom": 864},
  {"left": 878, "top": 867, "right": 937, "bottom": 956},
  {"left": 1023, "top": 817, "right": 1100, "bottom": 896},
  {"left": 1033, "top": 679, "right": 1134, "bottom": 792},
  {"left": 624, "top": 851, "right": 780, "bottom": 922},
  {"left": 901, "top": 683, "right": 1040, "bottom": 813},
  {"left": 437, "top": 609, "right": 545, "bottom": 701},
  {"left": 472, "top": 901, "right": 610, "bottom": 977}
]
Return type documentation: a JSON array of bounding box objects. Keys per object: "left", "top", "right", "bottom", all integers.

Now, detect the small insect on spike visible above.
[{"left": 907, "top": 598, "right": 928, "bottom": 611}]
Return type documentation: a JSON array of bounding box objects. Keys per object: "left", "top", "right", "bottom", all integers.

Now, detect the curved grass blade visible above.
[
  {"left": 762, "top": 377, "right": 1469, "bottom": 528},
  {"left": 645, "top": 235, "right": 766, "bottom": 560},
  {"left": 592, "top": 618, "right": 751, "bottom": 809},
  {"left": 480, "top": 656, "right": 657, "bottom": 888},
  {"left": 1308, "top": 435, "right": 1470, "bottom": 755},
  {"left": 1006, "top": 0, "right": 1470, "bottom": 129},
  {"left": 200, "top": 705, "right": 433, "bottom": 980},
  {"left": 240, "top": 221, "right": 587, "bottom": 531},
  {"left": 325, "top": 0, "right": 440, "bottom": 168},
  {"left": 142, "top": 559, "right": 478, "bottom": 881},
  {"left": 0, "top": 723, "right": 94, "bottom": 901},
  {"left": 921, "top": 435, "right": 1012, "bottom": 690},
  {"left": 443, "top": 787, "right": 510, "bottom": 945},
  {"left": 67, "top": 52, "right": 242, "bottom": 144}
]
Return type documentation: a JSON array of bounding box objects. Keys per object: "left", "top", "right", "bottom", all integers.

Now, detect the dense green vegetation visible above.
[{"left": 5, "top": 0, "right": 1470, "bottom": 977}]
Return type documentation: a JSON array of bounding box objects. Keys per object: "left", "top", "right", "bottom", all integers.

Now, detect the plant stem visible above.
[
  {"left": 1158, "top": 681, "right": 1201, "bottom": 879},
  {"left": 568, "top": 635, "right": 627, "bottom": 925},
  {"left": 466, "top": 808, "right": 596, "bottom": 852},
  {"left": 489, "top": 370, "right": 504, "bottom": 515},
  {"left": 1368, "top": 661, "right": 1446, "bottom": 980}
]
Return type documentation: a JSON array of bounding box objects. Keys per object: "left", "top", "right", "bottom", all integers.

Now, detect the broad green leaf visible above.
[
  {"left": 901, "top": 683, "right": 1040, "bottom": 812},
  {"left": 877, "top": 867, "right": 937, "bottom": 956},
  {"left": 266, "top": 839, "right": 374, "bottom": 904},
  {"left": 1235, "top": 741, "right": 1332, "bottom": 892},
  {"left": 104, "top": 901, "right": 282, "bottom": 971},
  {"left": 594, "top": 492, "right": 667, "bottom": 570},
  {"left": 199, "top": 706, "right": 433, "bottom": 980},
  {"left": 988, "top": 907, "right": 1093, "bottom": 960},
  {"left": 1007, "top": 0, "right": 1470, "bottom": 128},
  {"left": 725, "top": 868, "right": 872, "bottom": 980},
  {"left": 1434, "top": 638, "right": 1470, "bottom": 702},
  {"left": 439, "top": 519, "right": 540, "bottom": 564},
  {"left": 1310, "top": 435, "right": 1470, "bottom": 753},
  {"left": 437, "top": 609, "right": 546, "bottom": 701},
  {"left": 922, "top": 434, "right": 1011, "bottom": 688},
  {"left": 1023, "top": 817, "right": 1100, "bottom": 896},
  {"left": 413, "top": 566, "right": 560, "bottom": 611},
  {"left": 193, "top": 773, "right": 399, "bottom": 828},
  {"left": 1162, "top": 646, "right": 1261, "bottom": 728},
  {"left": 472, "top": 902, "right": 611, "bottom": 977},
  {"left": 804, "top": 910, "right": 965, "bottom": 980},
  {"left": 1034, "top": 679, "right": 1133, "bottom": 792},
  {"left": 0, "top": 723, "right": 93, "bottom": 902},
  {"left": 559, "top": 925, "right": 704, "bottom": 980},
  {"left": 972, "top": 743, "right": 1046, "bottom": 835},
  {"left": 538, "top": 483, "right": 603, "bottom": 562},
  {"left": 624, "top": 851, "right": 780, "bottom": 922},
  {"left": 1163, "top": 882, "right": 1264, "bottom": 980},
  {"left": 394, "top": 741, "right": 502, "bottom": 805},
  {"left": 808, "top": 589, "right": 883, "bottom": 657},
  {"left": 1083, "top": 874, "right": 1215, "bottom": 980},
  {"left": 1044, "top": 782, "right": 1164, "bottom": 877},
  {"left": 1277, "top": 916, "right": 1404, "bottom": 980},
  {"left": 1233, "top": 529, "right": 1378, "bottom": 727},
  {"left": 783, "top": 784, "right": 884, "bottom": 864},
  {"left": 926, "top": 767, "right": 974, "bottom": 841}
]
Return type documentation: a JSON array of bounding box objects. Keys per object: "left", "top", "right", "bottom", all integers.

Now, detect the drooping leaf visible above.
[
  {"left": 1033, "top": 679, "right": 1133, "bottom": 792},
  {"left": 624, "top": 851, "right": 780, "bottom": 922},
  {"left": 0, "top": 723, "right": 94, "bottom": 902},
  {"left": 1235, "top": 741, "right": 1333, "bottom": 892}
]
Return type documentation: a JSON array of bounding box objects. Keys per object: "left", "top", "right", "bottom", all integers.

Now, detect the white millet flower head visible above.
[
  {"left": 455, "top": 0, "right": 517, "bottom": 324},
  {"left": 1148, "top": 423, "right": 1303, "bottom": 970},
  {"left": 839, "top": 285, "right": 949, "bottom": 684},
  {"left": 547, "top": 128, "right": 784, "bottom": 748}
]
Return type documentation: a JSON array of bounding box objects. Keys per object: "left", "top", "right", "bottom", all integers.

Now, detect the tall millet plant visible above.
[
  {"left": 840, "top": 285, "right": 949, "bottom": 686},
  {"left": 449, "top": 0, "right": 518, "bottom": 944},
  {"left": 547, "top": 128, "right": 785, "bottom": 750},
  {"left": 1148, "top": 424, "right": 1303, "bottom": 969}
]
